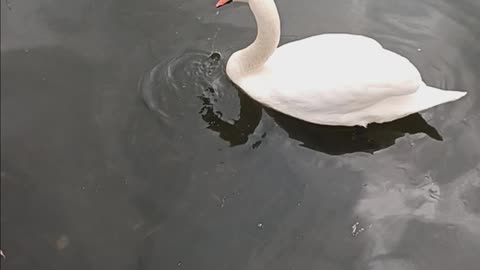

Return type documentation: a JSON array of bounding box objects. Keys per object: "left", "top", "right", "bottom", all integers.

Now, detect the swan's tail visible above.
[
  {"left": 370, "top": 84, "right": 467, "bottom": 124},
  {"left": 414, "top": 85, "right": 467, "bottom": 113}
]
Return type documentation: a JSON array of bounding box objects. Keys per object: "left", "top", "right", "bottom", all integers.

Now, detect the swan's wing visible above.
[{"left": 264, "top": 34, "right": 422, "bottom": 114}]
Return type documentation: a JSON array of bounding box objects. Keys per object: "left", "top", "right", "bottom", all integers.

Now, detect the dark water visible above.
[{"left": 1, "top": 0, "right": 479, "bottom": 269}]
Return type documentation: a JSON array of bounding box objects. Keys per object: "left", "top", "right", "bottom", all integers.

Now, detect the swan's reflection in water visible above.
[
  {"left": 199, "top": 87, "right": 262, "bottom": 146},
  {"left": 268, "top": 109, "right": 442, "bottom": 155},
  {"left": 141, "top": 50, "right": 442, "bottom": 155}
]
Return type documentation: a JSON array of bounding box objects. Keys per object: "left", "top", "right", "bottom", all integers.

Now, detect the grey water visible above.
[{"left": 1, "top": 0, "right": 479, "bottom": 269}]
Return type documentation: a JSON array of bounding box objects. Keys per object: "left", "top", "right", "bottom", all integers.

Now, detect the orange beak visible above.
[{"left": 216, "top": 0, "right": 232, "bottom": 8}]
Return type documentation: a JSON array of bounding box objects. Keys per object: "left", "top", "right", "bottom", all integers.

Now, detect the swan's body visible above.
[{"left": 218, "top": 0, "right": 467, "bottom": 127}]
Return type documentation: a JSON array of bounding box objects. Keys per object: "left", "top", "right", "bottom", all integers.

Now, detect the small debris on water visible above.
[
  {"left": 257, "top": 222, "right": 263, "bottom": 229},
  {"left": 417, "top": 48, "right": 422, "bottom": 52},
  {"left": 211, "top": 193, "right": 226, "bottom": 208},
  {"left": 0, "top": 250, "right": 5, "bottom": 259},
  {"left": 56, "top": 235, "right": 70, "bottom": 251},
  {"left": 351, "top": 221, "right": 365, "bottom": 237},
  {"left": 177, "top": 261, "right": 182, "bottom": 267}
]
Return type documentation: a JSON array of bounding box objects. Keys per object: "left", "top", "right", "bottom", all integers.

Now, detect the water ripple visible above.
[{"left": 140, "top": 50, "right": 262, "bottom": 146}]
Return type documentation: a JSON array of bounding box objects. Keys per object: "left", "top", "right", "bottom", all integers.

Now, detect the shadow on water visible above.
[
  {"left": 267, "top": 109, "right": 442, "bottom": 155},
  {"left": 140, "top": 50, "right": 442, "bottom": 155}
]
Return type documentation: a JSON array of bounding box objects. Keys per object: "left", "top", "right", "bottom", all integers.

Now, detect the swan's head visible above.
[{"left": 216, "top": 0, "right": 248, "bottom": 8}]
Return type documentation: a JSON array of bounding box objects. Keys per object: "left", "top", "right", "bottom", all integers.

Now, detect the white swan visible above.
[{"left": 215, "top": 0, "right": 467, "bottom": 127}]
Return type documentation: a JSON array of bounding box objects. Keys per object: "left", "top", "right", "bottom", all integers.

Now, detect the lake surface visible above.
[{"left": 1, "top": 0, "right": 479, "bottom": 269}]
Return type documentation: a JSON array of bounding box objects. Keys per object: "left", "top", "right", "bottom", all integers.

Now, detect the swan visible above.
[{"left": 215, "top": 0, "right": 467, "bottom": 127}]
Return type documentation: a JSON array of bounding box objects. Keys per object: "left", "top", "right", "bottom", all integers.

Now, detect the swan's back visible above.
[{"left": 250, "top": 34, "right": 423, "bottom": 114}]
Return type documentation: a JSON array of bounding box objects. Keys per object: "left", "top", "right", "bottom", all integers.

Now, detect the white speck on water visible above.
[
  {"left": 417, "top": 48, "right": 422, "bottom": 52},
  {"left": 24, "top": 49, "right": 30, "bottom": 53},
  {"left": 0, "top": 250, "right": 5, "bottom": 259},
  {"left": 405, "top": 135, "right": 415, "bottom": 146},
  {"left": 216, "top": 10, "right": 220, "bottom": 15},
  {"left": 211, "top": 193, "right": 226, "bottom": 208},
  {"left": 257, "top": 222, "right": 263, "bottom": 228},
  {"left": 351, "top": 221, "right": 365, "bottom": 237},
  {"left": 177, "top": 261, "right": 182, "bottom": 267}
]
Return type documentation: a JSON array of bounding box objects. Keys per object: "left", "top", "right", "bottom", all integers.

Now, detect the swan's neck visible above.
[{"left": 228, "top": 0, "right": 280, "bottom": 75}]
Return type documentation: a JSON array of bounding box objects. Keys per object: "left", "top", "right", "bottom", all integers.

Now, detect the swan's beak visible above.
[{"left": 216, "top": 0, "right": 232, "bottom": 8}]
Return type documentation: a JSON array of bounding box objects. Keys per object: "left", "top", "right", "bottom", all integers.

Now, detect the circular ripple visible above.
[{"left": 140, "top": 50, "right": 262, "bottom": 146}]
